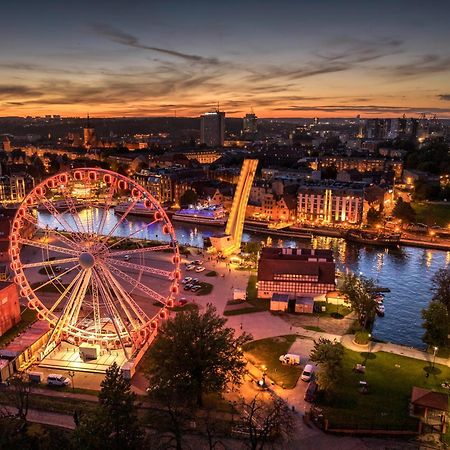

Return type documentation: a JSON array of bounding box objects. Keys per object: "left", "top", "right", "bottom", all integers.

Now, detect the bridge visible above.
[{"left": 210, "top": 159, "right": 258, "bottom": 256}]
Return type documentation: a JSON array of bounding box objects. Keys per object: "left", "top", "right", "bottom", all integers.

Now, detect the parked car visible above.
[
  {"left": 190, "top": 285, "right": 202, "bottom": 293},
  {"left": 195, "top": 266, "right": 206, "bottom": 273},
  {"left": 279, "top": 354, "right": 301, "bottom": 365},
  {"left": 54, "top": 266, "right": 61, "bottom": 273},
  {"left": 193, "top": 260, "right": 203, "bottom": 266},
  {"left": 184, "top": 283, "right": 193, "bottom": 291},
  {"left": 47, "top": 374, "right": 70, "bottom": 386},
  {"left": 28, "top": 371, "right": 44, "bottom": 384},
  {"left": 181, "top": 277, "right": 192, "bottom": 284},
  {"left": 124, "top": 255, "right": 130, "bottom": 261},
  {"left": 185, "top": 264, "right": 195, "bottom": 271},
  {"left": 178, "top": 298, "right": 188, "bottom": 306},
  {"left": 304, "top": 380, "right": 318, "bottom": 403},
  {"left": 191, "top": 278, "right": 199, "bottom": 284},
  {"left": 301, "top": 364, "right": 314, "bottom": 382}
]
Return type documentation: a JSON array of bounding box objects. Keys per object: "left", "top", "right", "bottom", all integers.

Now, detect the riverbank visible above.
[{"left": 243, "top": 221, "right": 450, "bottom": 251}]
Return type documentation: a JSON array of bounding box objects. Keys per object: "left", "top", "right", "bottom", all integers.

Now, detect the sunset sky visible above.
[{"left": 1, "top": 0, "right": 450, "bottom": 118}]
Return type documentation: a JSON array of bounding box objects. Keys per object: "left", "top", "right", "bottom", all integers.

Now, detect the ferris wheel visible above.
[{"left": 9, "top": 168, "right": 180, "bottom": 359}]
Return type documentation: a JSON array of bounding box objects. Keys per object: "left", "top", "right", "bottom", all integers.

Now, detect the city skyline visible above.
[{"left": 1, "top": 0, "right": 450, "bottom": 118}]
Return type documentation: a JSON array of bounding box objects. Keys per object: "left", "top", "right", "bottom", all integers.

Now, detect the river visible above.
[{"left": 37, "top": 209, "right": 449, "bottom": 349}]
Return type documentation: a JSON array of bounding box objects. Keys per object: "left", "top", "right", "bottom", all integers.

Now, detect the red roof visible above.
[{"left": 411, "top": 387, "right": 449, "bottom": 411}]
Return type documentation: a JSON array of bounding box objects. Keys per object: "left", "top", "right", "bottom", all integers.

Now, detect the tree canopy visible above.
[
  {"left": 392, "top": 198, "right": 416, "bottom": 223},
  {"left": 179, "top": 189, "right": 198, "bottom": 207},
  {"left": 422, "top": 300, "right": 449, "bottom": 348},
  {"left": 309, "top": 338, "right": 344, "bottom": 393},
  {"left": 74, "top": 363, "right": 144, "bottom": 450},
  {"left": 340, "top": 272, "right": 376, "bottom": 329},
  {"left": 145, "top": 303, "right": 251, "bottom": 406}
]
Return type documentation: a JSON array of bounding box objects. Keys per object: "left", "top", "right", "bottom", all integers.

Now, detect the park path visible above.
[
  {"left": 341, "top": 334, "right": 450, "bottom": 368},
  {"left": 3, "top": 406, "right": 75, "bottom": 429}
]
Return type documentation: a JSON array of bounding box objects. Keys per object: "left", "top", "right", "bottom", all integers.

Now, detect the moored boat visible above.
[
  {"left": 342, "top": 230, "right": 401, "bottom": 248},
  {"left": 172, "top": 205, "right": 227, "bottom": 226}
]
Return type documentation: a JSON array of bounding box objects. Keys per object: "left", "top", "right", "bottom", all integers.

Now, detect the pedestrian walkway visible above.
[{"left": 341, "top": 334, "right": 450, "bottom": 367}]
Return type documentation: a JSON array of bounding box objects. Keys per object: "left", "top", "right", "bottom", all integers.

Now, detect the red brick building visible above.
[
  {"left": 257, "top": 247, "right": 335, "bottom": 299},
  {"left": 0, "top": 282, "right": 20, "bottom": 336}
]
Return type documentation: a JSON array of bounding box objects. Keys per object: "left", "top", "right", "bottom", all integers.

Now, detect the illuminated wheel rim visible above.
[{"left": 9, "top": 168, "right": 180, "bottom": 352}]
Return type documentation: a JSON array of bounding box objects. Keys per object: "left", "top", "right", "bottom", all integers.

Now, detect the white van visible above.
[
  {"left": 47, "top": 374, "right": 70, "bottom": 386},
  {"left": 279, "top": 353, "right": 301, "bottom": 365}
]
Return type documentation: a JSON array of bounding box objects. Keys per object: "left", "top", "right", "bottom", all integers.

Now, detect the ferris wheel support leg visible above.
[
  {"left": 42, "top": 271, "right": 86, "bottom": 358},
  {"left": 93, "top": 270, "right": 132, "bottom": 359}
]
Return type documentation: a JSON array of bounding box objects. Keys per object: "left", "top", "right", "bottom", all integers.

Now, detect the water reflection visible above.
[{"left": 37, "top": 211, "right": 448, "bottom": 349}]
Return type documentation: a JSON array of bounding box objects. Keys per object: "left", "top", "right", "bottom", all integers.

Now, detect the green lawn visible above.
[
  {"left": 0, "top": 308, "right": 37, "bottom": 348},
  {"left": 412, "top": 201, "right": 450, "bottom": 227},
  {"left": 318, "top": 349, "right": 450, "bottom": 430},
  {"left": 315, "top": 301, "right": 352, "bottom": 318},
  {"left": 243, "top": 335, "right": 302, "bottom": 389}
]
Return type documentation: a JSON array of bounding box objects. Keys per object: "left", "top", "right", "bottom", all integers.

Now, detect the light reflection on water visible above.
[{"left": 38, "top": 210, "right": 449, "bottom": 349}]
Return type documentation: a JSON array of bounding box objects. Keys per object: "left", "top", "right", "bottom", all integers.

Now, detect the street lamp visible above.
[
  {"left": 432, "top": 346, "right": 438, "bottom": 371},
  {"left": 68, "top": 370, "right": 75, "bottom": 392}
]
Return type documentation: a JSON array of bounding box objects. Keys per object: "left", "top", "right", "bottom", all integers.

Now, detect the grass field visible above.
[
  {"left": 318, "top": 349, "right": 450, "bottom": 430},
  {"left": 243, "top": 335, "right": 302, "bottom": 389},
  {"left": 412, "top": 202, "right": 450, "bottom": 227}
]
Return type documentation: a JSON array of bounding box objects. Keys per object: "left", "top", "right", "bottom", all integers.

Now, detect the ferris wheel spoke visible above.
[
  {"left": 98, "top": 264, "right": 150, "bottom": 326},
  {"left": 90, "top": 275, "right": 102, "bottom": 334},
  {"left": 41, "top": 227, "right": 82, "bottom": 251},
  {"left": 35, "top": 194, "right": 79, "bottom": 236},
  {"left": 106, "top": 244, "right": 173, "bottom": 258},
  {"left": 22, "top": 256, "right": 78, "bottom": 269},
  {"left": 33, "top": 264, "right": 81, "bottom": 293},
  {"left": 59, "top": 189, "right": 88, "bottom": 236},
  {"left": 93, "top": 270, "right": 132, "bottom": 357},
  {"left": 101, "top": 198, "right": 140, "bottom": 242},
  {"left": 96, "top": 183, "right": 116, "bottom": 237},
  {"left": 105, "top": 219, "right": 161, "bottom": 251},
  {"left": 105, "top": 257, "right": 173, "bottom": 278},
  {"left": 103, "top": 261, "right": 169, "bottom": 306},
  {"left": 48, "top": 269, "right": 85, "bottom": 314},
  {"left": 67, "top": 269, "right": 92, "bottom": 327},
  {"left": 18, "top": 238, "right": 80, "bottom": 257}
]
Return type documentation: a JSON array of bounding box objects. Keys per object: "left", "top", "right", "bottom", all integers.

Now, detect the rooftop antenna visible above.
[
  {"left": 217, "top": 101, "right": 220, "bottom": 112},
  {"left": 86, "top": 113, "right": 90, "bottom": 128}
]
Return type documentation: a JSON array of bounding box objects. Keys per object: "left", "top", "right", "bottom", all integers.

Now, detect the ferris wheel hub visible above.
[{"left": 79, "top": 252, "right": 95, "bottom": 269}]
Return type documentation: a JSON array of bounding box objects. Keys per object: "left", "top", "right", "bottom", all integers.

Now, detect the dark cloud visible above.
[
  {"left": 389, "top": 54, "right": 450, "bottom": 76},
  {"left": 274, "top": 104, "right": 450, "bottom": 115},
  {"left": 94, "top": 24, "right": 220, "bottom": 65},
  {"left": 439, "top": 94, "right": 450, "bottom": 101},
  {"left": 0, "top": 85, "right": 42, "bottom": 99}
]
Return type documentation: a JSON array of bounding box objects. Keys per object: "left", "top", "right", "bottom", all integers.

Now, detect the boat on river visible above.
[
  {"left": 341, "top": 230, "right": 401, "bottom": 248},
  {"left": 172, "top": 205, "right": 227, "bottom": 226}
]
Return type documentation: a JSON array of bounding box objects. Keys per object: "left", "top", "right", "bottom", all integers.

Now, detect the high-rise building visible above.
[
  {"left": 200, "top": 111, "right": 225, "bottom": 147},
  {"left": 243, "top": 112, "right": 257, "bottom": 134},
  {"left": 83, "top": 114, "right": 96, "bottom": 149}
]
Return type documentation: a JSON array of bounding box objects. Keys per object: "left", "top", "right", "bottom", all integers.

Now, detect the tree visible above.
[
  {"left": 340, "top": 273, "right": 377, "bottom": 329},
  {"left": 238, "top": 395, "right": 293, "bottom": 450},
  {"left": 431, "top": 268, "right": 450, "bottom": 316},
  {"left": 74, "top": 363, "right": 144, "bottom": 450},
  {"left": 7, "top": 374, "right": 31, "bottom": 421},
  {"left": 180, "top": 189, "right": 198, "bottom": 207},
  {"left": 392, "top": 198, "right": 416, "bottom": 223},
  {"left": 422, "top": 300, "right": 449, "bottom": 348},
  {"left": 145, "top": 303, "right": 251, "bottom": 406},
  {"left": 366, "top": 207, "right": 382, "bottom": 226},
  {"left": 309, "top": 338, "right": 344, "bottom": 393}
]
